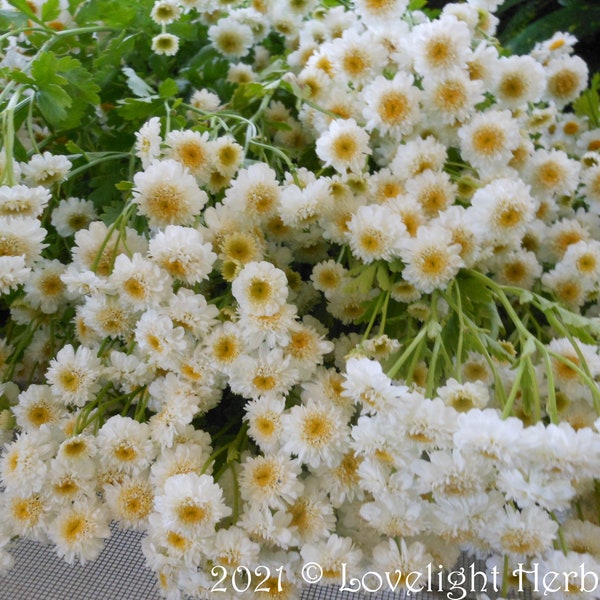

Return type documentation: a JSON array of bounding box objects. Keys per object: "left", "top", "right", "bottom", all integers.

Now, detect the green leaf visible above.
[
  {"left": 31, "top": 52, "right": 67, "bottom": 88},
  {"left": 0, "top": 8, "right": 29, "bottom": 29},
  {"left": 116, "top": 97, "right": 160, "bottom": 121},
  {"left": 122, "top": 66, "right": 155, "bottom": 98},
  {"left": 41, "top": 0, "right": 61, "bottom": 22},
  {"left": 573, "top": 73, "right": 600, "bottom": 128},
  {"left": 35, "top": 84, "right": 72, "bottom": 125},
  {"left": 158, "top": 78, "right": 179, "bottom": 99},
  {"left": 376, "top": 264, "right": 390, "bottom": 291}
]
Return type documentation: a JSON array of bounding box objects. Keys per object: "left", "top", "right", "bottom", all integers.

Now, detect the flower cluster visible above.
[{"left": 2, "top": 0, "right": 600, "bottom": 598}]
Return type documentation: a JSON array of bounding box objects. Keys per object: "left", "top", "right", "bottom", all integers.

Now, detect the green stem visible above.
[
  {"left": 386, "top": 327, "right": 427, "bottom": 380},
  {"left": 362, "top": 291, "right": 384, "bottom": 341}
]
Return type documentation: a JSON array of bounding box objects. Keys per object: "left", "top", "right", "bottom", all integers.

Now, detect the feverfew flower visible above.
[
  {"left": 21, "top": 152, "right": 72, "bottom": 187},
  {"left": 50, "top": 197, "right": 98, "bottom": 237},
  {"left": 231, "top": 261, "right": 288, "bottom": 317},
  {"left": 0, "top": 185, "right": 49, "bottom": 218},
  {"left": 315, "top": 119, "right": 372, "bottom": 174},
  {"left": 132, "top": 159, "right": 208, "bottom": 227},
  {"left": 154, "top": 472, "right": 231, "bottom": 536}
]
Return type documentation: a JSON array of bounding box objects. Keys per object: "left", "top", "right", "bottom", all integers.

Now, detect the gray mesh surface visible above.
[{"left": 0, "top": 526, "right": 530, "bottom": 600}]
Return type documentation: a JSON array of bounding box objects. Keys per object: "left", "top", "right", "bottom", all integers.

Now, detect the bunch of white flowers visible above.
[{"left": 2, "top": 0, "right": 600, "bottom": 598}]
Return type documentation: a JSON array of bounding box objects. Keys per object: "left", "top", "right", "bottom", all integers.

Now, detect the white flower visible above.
[
  {"left": 48, "top": 498, "right": 111, "bottom": 565},
  {"left": 0, "top": 216, "right": 47, "bottom": 266},
  {"left": 208, "top": 17, "right": 254, "bottom": 59},
  {"left": 151, "top": 33, "right": 179, "bottom": 56},
  {"left": 134, "top": 117, "right": 162, "bottom": 169},
  {"left": 400, "top": 225, "right": 464, "bottom": 294},
  {"left": 0, "top": 185, "right": 49, "bottom": 218},
  {"left": 492, "top": 55, "right": 546, "bottom": 109},
  {"left": 12, "top": 384, "right": 69, "bottom": 432},
  {"left": 97, "top": 415, "right": 156, "bottom": 475},
  {"left": 361, "top": 73, "right": 422, "bottom": 137},
  {"left": 316, "top": 118, "right": 372, "bottom": 174},
  {"left": 353, "top": 0, "right": 408, "bottom": 25},
  {"left": 281, "top": 399, "right": 349, "bottom": 468},
  {"left": 409, "top": 16, "right": 473, "bottom": 77},
  {"left": 50, "top": 197, "right": 98, "bottom": 237},
  {"left": 134, "top": 309, "right": 188, "bottom": 370},
  {"left": 132, "top": 159, "right": 208, "bottom": 227},
  {"left": 300, "top": 534, "right": 362, "bottom": 584},
  {"left": 243, "top": 396, "right": 285, "bottom": 453},
  {"left": 239, "top": 454, "right": 303, "bottom": 510},
  {"left": 458, "top": 110, "right": 521, "bottom": 173},
  {"left": 46, "top": 344, "right": 103, "bottom": 407},
  {"left": 21, "top": 152, "right": 72, "bottom": 187},
  {"left": 232, "top": 261, "right": 288, "bottom": 317},
  {"left": 0, "top": 255, "right": 30, "bottom": 295},
  {"left": 346, "top": 203, "right": 407, "bottom": 264},
  {"left": 165, "top": 129, "right": 213, "bottom": 182},
  {"left": 544, "top": 55, "right": 588, "bottom": 107},
  {"left": 103, "top": 475, "right": 154, "bottom": 531},
  {"left": 525, "top": 148, "right": 580, "bottom": 198},
  {"left": 150, "top": 0, "right": 181, "bottom": 25}
]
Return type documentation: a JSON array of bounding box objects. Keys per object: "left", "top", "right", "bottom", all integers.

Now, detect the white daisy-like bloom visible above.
[
  {"left": 243, "top": 396, "right": 285, "bottom": 453},
  {"left": 1, "top": 429, "right": 58, "bottom": 495},
  {"left": 580, "top": 165, "right": 600, "bottom": 212},
  {"left": 284, "top": 320, "right": 334, "bottom": 378},
  {"left": 54, "top": 434, "right": 98, "bottom": 479},
  {"left": 165, "top": 129, "right": 213, "bottom": 183},
  {"left": 360, "top": 491, "right": 424, "bottom": 538},
  {"left": 150, "top": 445, "right": 213, "bottom": 497},
  {"left": 453, "top": 409, "right": 525, "bottom": 467},
  {"left": 103, "top": 475, "right": 154, "bottom": 531},
  {"left": 371, "top": 537, "right": 433, "bottom": 585},
  {"left": 208, "top": 16, "right": 254, "bottom": 59},
  {"left": 405, "top": 169, "right": 457, "bottom": 219},
  {"left": 227, "top": 62, "right": 257, "bottom": 84},
  {"left": 542, "top": 264, "right": 588, "bottom": 308},
  {"left": 544, "top": 55, "right": 588, "bottom": 108},
  {"left": 47, "top": 498, "right": 111, "bottom": 565},
  {"left": 353, "top": 0, "right": 408, "bottom": 26},
  {"left": 208, "top": 525, "right": 260, "bottom": 570},
  {"left": 166, "top": 288, "right": 219, "bottom": 339},
  {"left": 134, "top": 117, "right": 162, "bottom": 169},
  {"left": 228, "top": 347, "right": 298, "bottom": 401},
  {"left": 534, "top": 551, "right": 600, "bottom": 600},
  {"left": 400, "top": 225, "right": 464, "bottom": 294},
  {"left": 108, "top": 253, "right": 171, "bottom": 310},
  {"left": 281, "top": 398, "right": 349, "bottom": 468},
  {"left": 466, "top": 41, "right": 500, "bottom": 87},
  {"left": 409, "top": 15, "right": 473, "bottom": 77},
  {"left": 466, "top": 177, "right": 537, "bottom": 247},
  {"left": 151, "top": 33, "right": 179, "bottom": 56},
  {"left": 343, "top": 357, "right": 402, "bottom": 415},
  {"left": 21, "top": 152, "right": 72, "bottom": 187},
  {"left": 531, "top": 31, "right": 578, "bottom": 63},
  {"left": 132, "top": 159, "right": 208, "bottom": 228},
  {"left": 0, "top": 185, "right": 49, "bottom": 218},
  {"left": 238, "top": 453, "right": 303, "bottom": 510},
  {"left": 315, "top": 118, "right": 372, "bottom": 174},
  {"left": 223, "top": 162, "right": 281, "bottom": 224},
  {"left": 134, "top": 309, "right": 188, "bottom": 370},
  {"left": 210, "top": 135, "right": 243, "bottom": 179},
  {"left": 300, "top": 534, "right": 362, "bottom": 584},
  {"left": 24, "top": 259, "right": 72, "bottom": 314},
  {"left": 346, "top": 203, "right": 407, "bottom": 264},
  {"left": 458, "top": 109, "right": 521, "bottom": 173},
  {"left": 78, "top": 294, "right": 137, "bottom": 341},
  {"left": 328, "top": 28, "right": 387, "bottom": 85},
  {"left": 189, "top": 88, "right": 221, "bottom": 113},
  {"left": 436, "top": 378, "right": 489, "bottom": 412},
  {"left": 50, "top": 197, "right": 98, "bottom": 237},
  {"left": 46, "top": 459, "right": 97, "bottom": 509},
  {"left": 0, "top": 216, "right": 47, "bottom": 266},
  {"left": 7, "top": 489, "right": 52, "bottom": 543},
  {"left": 232, "top": 261, "right": 288, "bottom": 317},
  {"left": 391, "top": 135, "right": 447, "bottom": 181},
  {"left": 542, "top": 218, "right": 591, "bottom": 263},
  {"left": 12, "top": 384, "right": 69, "bottom": 433},
  {"left": 361, "top": 73, "right": 422, "bottom": 137},
  {"left": 490, "top": 249, "right": 543, "bottom": 289},
  {"left": 71, "top": 220, "right": 147, "bottom": 277},
  {"left": 558, "top": 240, "right": 600, "bottom": 289},
  {"left": 148, "top": 225, "right": 216, "bottom": 285},
  {"left": 311, "top": 259, "right": 350, "bottom": 299},
  {"left": 150, "top": 0, "right": 181, "bottom": 25},
  {"left": 422, "top": 69, "right": 485, "bottom": 126},
  {"left": 492, "top": 55, "right": 546, "bottom": 109},
  {"left": 562, "top": 519, "right": 600, "bottom": 558},
  {"left": 97, "top": 415, "right": 156, "bottom": 476},
  {"left": 46, "top": 344, "right": 103, "bottom": 407},
  {"left": 547, "top": 337, "right": 600, "bottom": 397},
  {"left": 0, "top": 255, "right": 31, "bottom": 295},
  {"left": 525, "top": 148, "right": 581, "bottom": 198}
]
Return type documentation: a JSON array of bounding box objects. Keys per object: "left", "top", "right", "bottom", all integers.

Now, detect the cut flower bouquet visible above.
[{"left": 1, "top": 0, "right": 600, "bottom": 598}]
